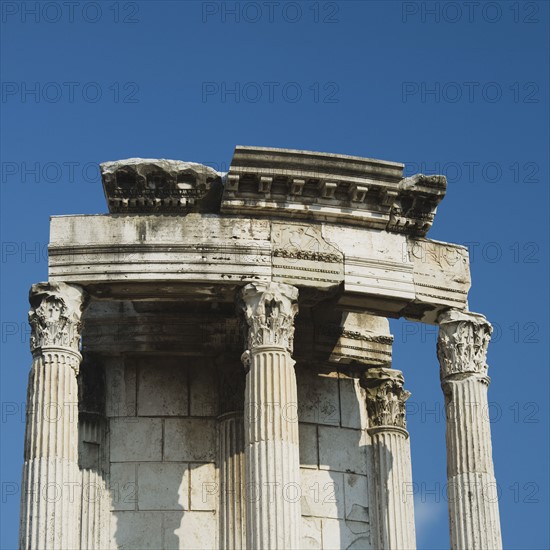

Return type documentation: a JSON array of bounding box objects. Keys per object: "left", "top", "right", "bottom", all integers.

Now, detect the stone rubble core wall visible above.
[{"left": 20, "top": 146, "right": 502, "bottom": 550}]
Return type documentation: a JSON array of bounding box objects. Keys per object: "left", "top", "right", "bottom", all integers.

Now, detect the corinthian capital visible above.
[
  {"left": 362, "top": 368, "right": 410, "bottom": 430},
  {"left": 240, "top": 282, "right": 299, "bottom": 351},
  {"left": 437, "top": 310, "right": 492, "bottom": 379},
  {"left": 28, "top": 282, "right": 88, "bottom": 354}
]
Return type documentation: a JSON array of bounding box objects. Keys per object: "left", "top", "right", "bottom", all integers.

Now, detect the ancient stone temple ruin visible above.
[{"left": 20, "top": 146, "right": 502, "bottom": 549}]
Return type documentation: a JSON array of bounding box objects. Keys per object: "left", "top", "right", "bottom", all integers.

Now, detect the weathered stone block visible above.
[
  {"left": 297, "top": 368, "right": 339, "bottom": 426},
  {"left": 109, "top": 463, "right": 136, "bottom": 511},
  {"left": 299, "top": 423, "right": 318, "bottom": 469},
  {"left": 318, "top": 426, "right": 368, "bottom": 475},
  {"left": 110, "top": 418, "right": 162, "bottom": 462},
  {"left": 105, "top": 357, "right": 136, "bottom": 417},
  {"left": 190, "top": 462, "right": 217, "bottom": 511},
  {"left": 49, "top": 214, "right": 272, "bottom": 287},
  {"left": 409, "top": 238, "right": 470, "bottom": 323},
  {"left": 164, "top": 418, "right": 216, "bottom": 462},
  {"left": 339, "top": 375, "right": 368, "bottom": 430},
  {"left": 344, "top": 473, "right": 369, "bottom": 523},
  {"left": 301, "top": 516, "right": 323, "bottom": 549},
  {"left": 138, "top": 463, "right": 188, "bottom": 511},
  {"left": 189, "top": 364, "right": 219, "bottom": 417},
  {"left": 137, "top": 359, "right": 188, "bottom": 416},
  {"left": 323, "top": 224, "right": 415, "bottom": 309},
  {"left": 321, "top": 518, "right": 371, "bottom": 549},
  {"left": 300, "top": 469, "right": 344, "bottom": 520},
  {"left": 163, "top": 511, "right": 217, "bottom": 550},
  {"left": 110, "top": 511, "right": 163, "bottom": 549}
]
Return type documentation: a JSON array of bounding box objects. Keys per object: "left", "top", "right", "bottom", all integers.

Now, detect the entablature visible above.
[
  {"left": 222, "top": 146, "right": 446, "bottom": 237},
  {"left": 48, "top": 213, "right": 469, "bottom": 324},
  {"left": 100, "top": 147, "right": 446, "bottom": 237}
]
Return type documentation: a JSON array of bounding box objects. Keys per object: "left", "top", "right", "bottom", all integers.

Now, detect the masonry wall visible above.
[
  {"left": 105, "top": 355, "right": 219, "bottom": 549},
  {"left": 101, "top": 356, "right": 372, "bottom": 550},
  {"left": 296, "top": 364, "right": 372, "bottom": 549}
]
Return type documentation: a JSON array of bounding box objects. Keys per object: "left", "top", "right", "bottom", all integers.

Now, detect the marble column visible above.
[
  {"left": 363, "top": 367, "right": 416, "bottom": 550},
  {"left": 239, "top": 282, "right": 301, "bottom": 550},
  {"left": 79, "top": 416, "right": 109, "bottom": 550},
  {"left": 78, "top": 354, "right": 109, "bottom": 550},
  {"left": 218, "top": 356, "right": 247, "bottom": 549},
  {"left": 437, "top": 310, "right": 502, "bottom": 550},
  {"left": 20, "top": 282, "right": 87, "bottom": 550}
]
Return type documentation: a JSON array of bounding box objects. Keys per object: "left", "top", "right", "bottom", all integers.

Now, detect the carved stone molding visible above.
[
  {"left": 222, "top": 146, "right": 446, "bottom": 237},
  {"left": 308, "top": 311, "right": 394, "bottom": 367},
  {"left": 100, "top": 158, "right": 223, "bottom": 213},
  {"left": 240, "top": 282, "right": 299, "bottom": 351},
  {"left": 362, "top": 368, "right": 410, "bottom": 431},
  {"left": 28, "top": 282, "right": 88, "bottom": 356},
  {"left": 437, "top": 310, "right": 492, "bottom": 380}
]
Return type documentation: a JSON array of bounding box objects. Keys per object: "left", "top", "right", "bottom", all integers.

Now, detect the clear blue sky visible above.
[{"left": 1, "top": 1, "right": 548, "bottom": 549}]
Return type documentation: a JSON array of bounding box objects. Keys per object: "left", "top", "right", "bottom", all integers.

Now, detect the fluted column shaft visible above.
[
  {"left": 79, "top": 417, "right": 109, "bottom": 550},
  {"left": 363, "top": 368, "right": 416, "bottom": 550},
  {"left": 437, "top": 310, "right": 502, "bottom": 550},
  {"left": 219, "top": 412, "right": 247, "bottom": 549},
  {"left": 218, "top": 355, "right": 247, "bottom": 550},
  {"left": 240, "top": 283, "right": 301, "bottom": 550},
  {"left": 20, "top": 282, "right": 87, "bottom": 550}
]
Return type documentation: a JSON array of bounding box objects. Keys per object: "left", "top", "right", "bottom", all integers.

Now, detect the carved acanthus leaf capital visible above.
[
  {"left": 28, "top": 282, "right": 88, "bottom": 354},
  {"left": 240, "top": 282, "right": 299, "bottom": 352},
  {"left": 437, "top": 310, "right": 492, "bottom": 379},
  {"left": 362, "top": 368, "right": 410, "bottom": 430}
]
